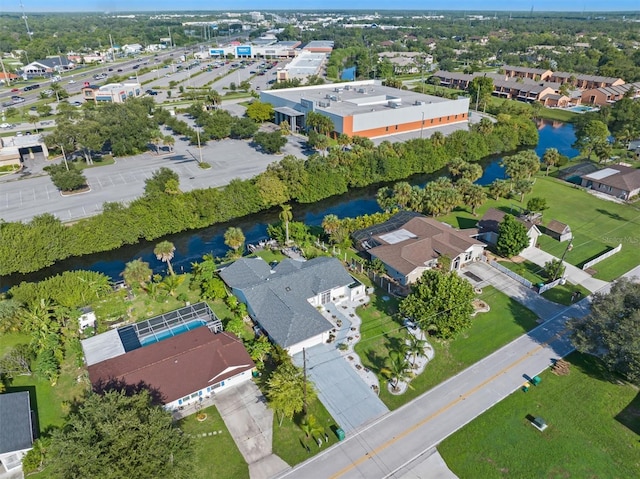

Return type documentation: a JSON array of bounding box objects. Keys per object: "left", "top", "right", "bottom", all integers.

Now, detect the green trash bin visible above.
[
  {"left": 336, "top": 428, "right": 345, "bottom": 441},
  {"left": 531, "top": 375, "right": 541, "bottom": 386}
]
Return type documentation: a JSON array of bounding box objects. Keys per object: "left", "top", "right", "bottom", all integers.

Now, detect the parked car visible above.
[
  {"left": 11, "top": 88, "right": 19, "bottom": 92},
  {"left": 145, "top": 89, "right": 158, "bottom": 95}
]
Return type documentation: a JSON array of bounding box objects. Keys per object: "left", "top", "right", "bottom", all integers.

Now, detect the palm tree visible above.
[
  {"left": 448, "top": 158, "right": 467, "bottom": 178},
  {"left": 151, "top": 131, "right": 164, "bottom": 155},
  {"left": 279, "top": 204, "right": 293, "bottom": 245},
  {"left": 279, "top": 120, "right": 291, "bottom": 136},
  {"left": 224, "top": 227, "right": 245, "bottom": 256},
  {"left": 513, "top": 179, "right": 534, "bottom": 203},
  {"left": 463, "top": 184, "right": 487, "bottom": 216},
  {"left": 542, "top": 148, "right": 561, "bottom": 175},
  {"left": 154, "top": 240, "right": 176, "bottom": 276},
  {"left": 382, "top": 351, "right": 413, "bottom": 392},
  {"left": 122, "top": 258, "right": 152, "bottom": 288},
  {"left": 430, "top": 131, "right": 445, "bottom": 148},
  {"left": 406, "top": 335, "right": 427, "bottom": 368},
  {"left": 300, "top": 414, "right": 324, "bottom": 446},
  {"left": 321, "top": 214, "right": 340, "bottom": 242},
  {"left": 158, "top": 274, "right": 185, "bottom": 297},
  {"left": 392, "top": 182, "right": 413, "bottom": 210}
]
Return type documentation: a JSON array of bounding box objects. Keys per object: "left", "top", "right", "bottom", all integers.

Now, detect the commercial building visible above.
[
  {"left": 276, "top": 51, "right": 326, "bottom": 82},
  {"left": 209, "top": 41, "right": 301, "bottom": 59},
  {"left": 260, "top": 80, "right": 469, "bottom": 139},
  {"left": 82, "top": 303, "right": 255, "bottom": 411},
  {"left": 0, "top": 134, "right": 49, "bottom": 169},
  {"left": 81, "top": 81, "right": 142, "bottom": 103}
]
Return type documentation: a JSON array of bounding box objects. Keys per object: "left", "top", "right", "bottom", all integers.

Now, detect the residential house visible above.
[
  {"left": 628, "top": 140, "right": 640, "bottom": 160},
  {"left": 378, "top": 52, "right": 433, "bottom": 74},
  {"left": 547, "top": 72, "right": 624, "bottom": 90},
  {"left": 501, "top": 65, "right": 553, "bottom": 82},
  {"left": 0, "top": 72, "right": 19, "bottom": 84},
  {"left": 219, "top": 256, "right": 366, "bottom": 355},
  {"left": 22, "top": 57, "right": 75, "bottom": 77},
  {"left": 477, "top": 208, "right": 542, "bottom": 249},
  {"left": 544, "top": 220, "right": 572, "bottom": 242},
  {"left": 82, "top": 303, "right": 254, "bottom": 411},
  {"left": 581, "top": 81, "right": 640, "bottom": 106},
  {"left": 0, "top": 392, "right": 35, "bottom": 472},
  {"left": 580, "top": 165, "right": 640, "bottom": 200},
  {"left": 352, "top": 211, "right": 485, "bottom": 286}
]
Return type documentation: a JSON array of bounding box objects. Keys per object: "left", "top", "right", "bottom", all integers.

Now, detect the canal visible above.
[{"left": 0, "top": 120, "right": 577, "bottom": 290}]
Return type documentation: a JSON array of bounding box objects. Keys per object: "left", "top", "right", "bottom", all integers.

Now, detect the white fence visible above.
[
  {"left": 582, "top": 244, "right": 622, "bottom": 270},
  {"left": 489, "top": 261, "right": 533, "bottom": 289},
  {"left": 538, "top": 277, "right": 564, "bottom": 294}
]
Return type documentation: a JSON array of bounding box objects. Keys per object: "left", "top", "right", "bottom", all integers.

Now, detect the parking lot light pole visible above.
[{"left": 196, "top": 127, "right": 203, "bottom": 164}]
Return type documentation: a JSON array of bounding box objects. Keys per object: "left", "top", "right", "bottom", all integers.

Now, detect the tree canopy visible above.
[
  {"left": 45, "top": 390, "right": 193, "bottom": 479},
  {"left": 569, "top": 278, "right": 640, "bottom": 385},
  {"left": 496, "top": 214, "right": 530, "bottom": 258},
  {"left": 399, "top": 270, "right": 475, "bottom": 340}
]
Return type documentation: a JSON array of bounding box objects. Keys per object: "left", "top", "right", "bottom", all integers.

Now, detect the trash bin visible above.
[
  {"left": 531, "top": 375, "right": 541, "bottom": 386},
  {"left": 336, "top": 428, "right": 345, "bottom": 441},
  {"left": 537, "top": 282, "right": 545, "bottom": 289},
  {"left": 522, "top": 382, "right": 530, "bottom": 392}
]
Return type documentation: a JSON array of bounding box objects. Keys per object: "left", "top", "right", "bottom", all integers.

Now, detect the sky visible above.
[{"left": 12, "top": 1, "right": 640, "bottom": 13}]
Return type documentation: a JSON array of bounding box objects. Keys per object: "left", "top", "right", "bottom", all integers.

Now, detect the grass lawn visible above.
[
  {"left": 271, "top": 398, "right": 341, "bottom": 466},
  {"left": 441, "top": 176, "right": 640, "bottom": 281},
  {"left": 179, "top": 404, "right": 249, "bottom": 479},
  {"left": 438, "top": 352, "right": 640, "bottom": 478},
  {"left": 2, "top": 335, "right": 89, "bottom": 433},
  {"left": 498, "top": 259, "right": 546, "bottom": 284},
  {"left": 354, "top": 286, "right": 539, "bottom": 410}
]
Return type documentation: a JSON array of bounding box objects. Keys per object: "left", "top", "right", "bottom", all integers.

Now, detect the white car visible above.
[
  {"left": 68, "top": 79, "right": 76, "bottom": 84},
  {"left": 0, "top": 123, "right": 10, "bottom": 129}
]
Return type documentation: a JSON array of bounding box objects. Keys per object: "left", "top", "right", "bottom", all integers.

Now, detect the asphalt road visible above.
[{"left": 276, "top": 264, "right": 640, "bottom": 479}]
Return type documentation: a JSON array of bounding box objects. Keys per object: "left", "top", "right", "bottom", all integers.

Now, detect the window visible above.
[
  {"left": 321, "top": 290, "right": 331, "bottom": 304},
  {"left": 395, "top": 125, "right": 398, "bottom": 130},
  {"left": 385, "top": 126, "right": 389, "bottom": 132}
]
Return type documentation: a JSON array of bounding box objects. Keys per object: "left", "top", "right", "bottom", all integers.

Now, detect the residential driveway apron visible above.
[
  {"left": 293, "top": 343, "right": 389, "bottom": 434},
  {"left": 214, "top": 381, "right": 288, "bottom": 479}
]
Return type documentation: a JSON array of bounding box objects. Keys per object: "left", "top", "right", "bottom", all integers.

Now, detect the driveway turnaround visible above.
[
  {"left": 518, "top": 247, "right": 609, "bottom": 293},
  {"left": 214, "top": 381, "right": 288, "bottom": 479},
  {"left": 293, "top": 343, "right": 389, "bottom": 435},
  {"left": 461, "top": 261, "right": 565, "bottom": 320}
]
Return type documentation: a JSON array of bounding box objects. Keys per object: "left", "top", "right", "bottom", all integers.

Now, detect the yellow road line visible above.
[{"left": 329, "top": 330, "right": 568, "bottom": 479}]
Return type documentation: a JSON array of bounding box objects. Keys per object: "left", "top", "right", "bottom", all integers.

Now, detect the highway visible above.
[{"left": 277, "top": 294, "right": 599, "bottom": 479}]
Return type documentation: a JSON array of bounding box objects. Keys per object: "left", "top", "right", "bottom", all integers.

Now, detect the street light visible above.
[{"left": 195, "top": 126, "right": 203, "bottom": 164}]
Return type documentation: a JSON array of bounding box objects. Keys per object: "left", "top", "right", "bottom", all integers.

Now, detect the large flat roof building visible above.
[
  {"left": 260, "top": 80, "right": 469, "bottom": 139},
  {"left": 82, "top": 82, "right": 142, "bottom": 104}
]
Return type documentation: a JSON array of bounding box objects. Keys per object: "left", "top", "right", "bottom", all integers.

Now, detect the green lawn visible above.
[
  {"left": 179, "top": 404, "right": 249, "bottom": 479},
  {"left": 498, "top": 259, "right": 547, "bottom": 284},
  {"left": 354, "top": 287, "right": 539, "bottom": 410},
  {"left": 438, "top": 352, "right": 640, "bottom": 478},
  {"left": 441, "top": 176, "right": 640, "bottom": 281},
  {"left": 271, "top": 398, "right": 341, "bottom": 466}
]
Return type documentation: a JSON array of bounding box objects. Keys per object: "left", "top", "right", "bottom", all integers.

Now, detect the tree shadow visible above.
[
  {"left": 91, "top": 377, "right": 166, "bottom": 406},
  {"left": 595, "top": 208, "right": 627, "bottom": 222},
  {"left": 568, "top": 352, "right": 627, "bottom": 386},
  {"left": 455, "top": 216, "right": 479, "bottom": 229},
  {"left": 615, "top": 391, "right": 640, "bottom": 436},
  {"left": 365, "top": 349, "right": 387, "bottom": 376}
]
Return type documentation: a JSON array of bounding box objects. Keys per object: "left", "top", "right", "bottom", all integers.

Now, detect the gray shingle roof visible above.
[
  {"left": 0, "top": 392, "right": 33, "bottom": 454},
  {"left": 220, "top": 257, "right": 351, "bottom": 348}
]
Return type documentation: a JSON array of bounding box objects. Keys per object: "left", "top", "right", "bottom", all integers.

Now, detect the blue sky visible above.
[{"left": 13, "top": 1, "right": 640, "bottom": 13}]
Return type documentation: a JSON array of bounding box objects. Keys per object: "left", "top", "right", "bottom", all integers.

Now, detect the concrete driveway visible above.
[
  {"left": 293, "top": 343, "right": 388, "bottom": 435},
  {"left": 519, "top": 247, "right": 609, "bottom": 293},
  {"left": 214, "top": 381, "right": 288, "bottom": 479},
  {"left": 461, "top": 261, "right": 565, "bottom": 320}
]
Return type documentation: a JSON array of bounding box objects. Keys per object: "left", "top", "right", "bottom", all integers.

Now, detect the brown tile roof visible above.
[
  {"left": 601, "top": 165, "right": 640, "bottom": 192},
  {"left": 477, "top": 208, "right": 537, "bottom": 234},
  {"left": 545, "top": 220, "right": 570, "bottom": 235},
  {"left": 88, "top": 328, "right": 254, "bottom": 404},
  {"left": 368, "top": 216, "right": 482, "bottom": 276}
]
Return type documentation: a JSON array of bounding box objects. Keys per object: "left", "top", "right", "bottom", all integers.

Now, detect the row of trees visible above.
[{"left": 0, "top": 114, "right": 538, "bottom": 276}]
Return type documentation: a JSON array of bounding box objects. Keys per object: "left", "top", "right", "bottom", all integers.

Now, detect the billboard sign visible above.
[
  {"left": 209, "top": 49, "right": 225, "bottom": 56},
  {"left": 236, "top": 46, "right": 252, "bottom": 57}
]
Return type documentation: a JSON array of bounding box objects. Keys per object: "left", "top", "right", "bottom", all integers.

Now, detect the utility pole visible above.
[
  {"left": 60, "top": 144, "right": 69, "bottom": 171},
  {"left": 0, "top": 56, "right": 11, "bottom": 87},
  {"left": 475, "top": 82, "right": 481, "bottom": 112},
  {"left": 554, "top": 241, "right": 573, "bottom": 280},
  {"left": 302, "top": 347, "right": 308, "bottom": 416},
  {"left": 20, "top": 0, "right": 32, "bottom": 41}
]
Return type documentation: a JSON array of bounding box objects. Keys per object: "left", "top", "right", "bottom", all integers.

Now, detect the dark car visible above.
[
  {"left": 117, "top": 69, "right": 123, "bottom": 72},
  {"left": 145, "top": 89, "right": 158, "bottom": 96},
  {"left": 132, "top": 65, "right": 140, "bottom": 70}
]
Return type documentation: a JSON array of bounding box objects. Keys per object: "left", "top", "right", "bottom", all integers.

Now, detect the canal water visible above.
[{"left": 0, "top": 120, "right": 577, "bottom": 290}]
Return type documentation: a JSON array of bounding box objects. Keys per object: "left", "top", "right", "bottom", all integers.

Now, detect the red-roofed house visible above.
[{"left": 86, "top": 327, "right": 255, "bottom": 411}]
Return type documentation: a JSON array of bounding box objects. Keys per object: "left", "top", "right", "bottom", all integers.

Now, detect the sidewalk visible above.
[{"left": 519, "top": 247, "right": 609, "bottom": 293}]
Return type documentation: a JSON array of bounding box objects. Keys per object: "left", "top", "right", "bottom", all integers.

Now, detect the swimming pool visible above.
[
  {"left": 139, "top": 319, "right": 207, "bottom": 346},
  {"left": 567, "top": 105, "right": 598, "bottom": 113}
]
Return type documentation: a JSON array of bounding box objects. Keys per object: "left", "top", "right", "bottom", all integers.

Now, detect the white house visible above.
[{"left": 220, "top": 256, "right": 366, "bottom": 355}]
